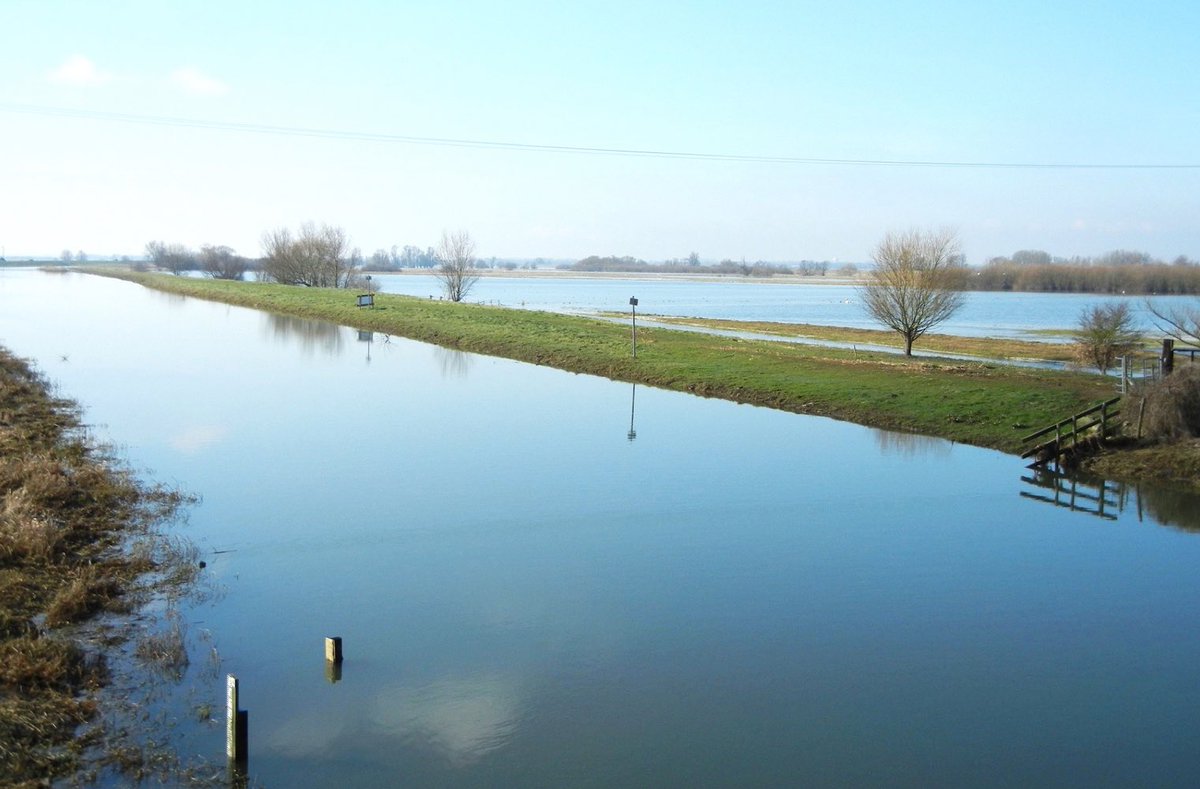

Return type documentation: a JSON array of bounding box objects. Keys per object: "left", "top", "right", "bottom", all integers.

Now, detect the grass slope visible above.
[{"left": 95, "top": 272, "right": 1116, "bottom": 454}]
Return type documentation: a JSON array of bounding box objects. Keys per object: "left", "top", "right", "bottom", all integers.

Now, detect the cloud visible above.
[
  {"left": 169, "top": 67, "right": 229, "bottom": 96},
  {"left": 47, "top": 55, "right": 113, "bottom": 86}
]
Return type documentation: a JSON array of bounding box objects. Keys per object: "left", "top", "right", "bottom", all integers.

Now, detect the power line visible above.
[{"left": 2, "top": 102, "right": 1198, "bottom": 170}]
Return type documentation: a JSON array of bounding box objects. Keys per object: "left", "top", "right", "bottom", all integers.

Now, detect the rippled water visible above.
[{"left": 1, "top": 269, "right": 1198, "bottom": 787}]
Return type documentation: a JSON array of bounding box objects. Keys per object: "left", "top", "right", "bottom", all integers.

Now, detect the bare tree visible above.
[
  {"left": 861, "top": 228, "right": 968, "bottom": 356},
  {"left": 260, "top": 222, "right": 356, "bottom": 287},
  {"left": 199, "top": 244, "right": 249, "bottom": 280},
  {"left": 1146, "top": 298, "right": 1200, "bottom": 348},
  {"left": 1074, "top": 303, "right": 1140, "bottom": 373},
  {"left": 145, "top": 240, "right": 197, "bottom": 275},
  {"left": 435, "top": 230, "right": 479, "bottom": 302}
]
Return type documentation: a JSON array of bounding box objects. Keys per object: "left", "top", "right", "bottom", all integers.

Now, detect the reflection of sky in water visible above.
[
  {"left": 371, "top": 675, "right": 520, "bottom": 762},
  {"left": 169, "top": 424, "right": 228, "bottom": 454},
  {"left": 1, "top": 269, "right": 1200, "bottom": 786}
]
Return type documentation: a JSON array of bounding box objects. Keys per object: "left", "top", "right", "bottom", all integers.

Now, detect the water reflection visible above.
[
  {"left": 1132, "top": 481, "right": 1200, "bottom": 533},
  {"left": 434, "top": 346, "right": 473, "bottom": 378},
  {"left": 263, "top": 313, "right": 344, "bottom": 356},
  {"left": 371, "top": 675, "right": 519, "bottom": 765},
  {"left": 870, "top": 428, "right": 953, "bottom": 457},
  {"left": 627, "top": 383, "right": 637, "bottom": 441},
  {"left": 1020, "top": 467, "right": 1121, "bottom": 521},
  {"left": 1020, "top": 466, "right": 1200, "bottom": 531},
  {"left": 168, "top": 424, "right": 229, "bottom": 454},
  {"left": 357, "top": 330, "right": 373, "bottom": 364}
]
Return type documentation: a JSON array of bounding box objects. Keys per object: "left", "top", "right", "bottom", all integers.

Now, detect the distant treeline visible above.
[
  {"left": 565, "top": 255, "right": 849, "bottom": 277},
  {"left": 973, "top": 250, "right": 1200, "bottom": 294}
]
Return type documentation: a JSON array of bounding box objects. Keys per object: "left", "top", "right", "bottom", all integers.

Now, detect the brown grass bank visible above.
[{"left": 0, "top": 347, "right": 203, "bottom": 785}]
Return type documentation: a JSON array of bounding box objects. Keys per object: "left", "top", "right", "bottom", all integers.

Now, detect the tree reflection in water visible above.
[
  {"left": 870, "top": 428, "right": 953, "bottom": 458},
  {"left": 434, "top": 346, "right": 473, "bottom": 379},
  {"left": 263, "top": 313, "right": 344, "bottom": 356}
]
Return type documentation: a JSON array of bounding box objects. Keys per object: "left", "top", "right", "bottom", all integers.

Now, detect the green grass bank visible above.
[{"left": 95, "top": 271, "right": 1117, "bottom": 454}]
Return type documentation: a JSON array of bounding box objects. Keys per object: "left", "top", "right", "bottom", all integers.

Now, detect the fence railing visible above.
[{"left": 1020, "top": 396, "right": 1122, "bottom": 468}]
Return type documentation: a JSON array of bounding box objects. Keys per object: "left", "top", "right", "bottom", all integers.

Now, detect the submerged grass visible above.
[
  {"left": 0, "top": 346, "right": 207, "bottom": 784},
  {"left": 98, "top": 271, "right": 1116, "bottom": 454}
]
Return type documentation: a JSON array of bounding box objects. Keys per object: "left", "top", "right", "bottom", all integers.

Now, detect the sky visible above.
[{"left": 1, "top": 0, "right": 1197, "bottom": 263}]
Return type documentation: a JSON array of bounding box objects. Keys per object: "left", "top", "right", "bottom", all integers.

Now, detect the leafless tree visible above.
[
  {"left": 1146, "top": 298, "right": 1200, "bottom": 348},
  {"left": 435, "top": 230, "right": 479, "bottom": 302},
  {"left": 861, "top": 228, "right": 968, "bottom": 356},
  {"left": 199, "top": 245, "right": 249, "bottom": 280},
  {"left": 1074, "top": 303, "right": 1140, "bottom": 373},
  {"left": 145, "top": 240, "right": 197, "bottom": 275},
  {"left": 260, "top": 222, "right": 356, "bottom": 288}
]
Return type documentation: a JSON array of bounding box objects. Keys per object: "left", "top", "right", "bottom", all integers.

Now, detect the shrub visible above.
[
  {"left": 1074, "top": 303, "right": 1140, "bottom": 373},
  {"left": 1137, "top": 365, "right": 1200, "bottom": 440}
]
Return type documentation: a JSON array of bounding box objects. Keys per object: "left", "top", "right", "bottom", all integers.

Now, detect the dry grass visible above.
[
  {"left": 0, "top": 347, "right": 204, "bottom": 784},
  {"left": 1085, "top": 439, "right": 1200, "bottom": 493},
  {"left": 1136, "top": 365, "right": 1200, "bottom": 440},
  {"left": 135, "top": 611, "right": 190, "bottom": 679}
]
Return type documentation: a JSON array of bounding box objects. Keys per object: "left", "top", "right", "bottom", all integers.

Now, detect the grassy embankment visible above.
[
  {"left": 0, "top": 348, "right": 198, "bottom": 784},
  {"left": 97, "top": 271, "right": 1117, "bottom": 454}
]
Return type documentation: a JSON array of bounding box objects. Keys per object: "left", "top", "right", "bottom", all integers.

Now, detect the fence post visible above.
[
  {"left": 227, "top": 675, "right": 247, "bottom": 763},
  {"left": 1162, "top": 338, "right": 1175, "bottom": 376}
]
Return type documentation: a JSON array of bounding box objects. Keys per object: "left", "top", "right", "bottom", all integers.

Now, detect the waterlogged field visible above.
[
  {"left": 2, "top": 269, "right": 1199, "bottom": 787},
  {"left": 365, "top": 271, "right": 1190, "bottom": 339}
]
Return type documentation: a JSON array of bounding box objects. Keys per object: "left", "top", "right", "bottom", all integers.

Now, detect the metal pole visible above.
[
  {"left": 629, "top": 297, "right": 638, "bottom": 359},
  {"left": 628, "top": 383, "right": 637, "bottom": 441}
]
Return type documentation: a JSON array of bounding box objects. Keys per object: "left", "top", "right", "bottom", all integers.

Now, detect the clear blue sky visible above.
[{"left": 2, "top": 0, "right": 1197, "bottom": 263}]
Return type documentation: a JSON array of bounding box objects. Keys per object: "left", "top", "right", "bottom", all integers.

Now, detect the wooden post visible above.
[
  {"left": 325, "top": 636, "right": 343, "bottom": 664},
  {"left": 226, "top": 674, "right": 246, "bottom": 763},
  {"left": 1137, "top": 398, "right": 1146, "bottom": 440},
  {"left": 1162, "top": 338, "right": 1175, "bottom": 376}
]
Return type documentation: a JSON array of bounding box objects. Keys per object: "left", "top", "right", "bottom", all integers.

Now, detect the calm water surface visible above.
[
  {"left": 1, "top": 269, "right": 1198, "bottom": 787},
  {"left": 367, "top": 272, "right": 1187, "bottom": 339}
]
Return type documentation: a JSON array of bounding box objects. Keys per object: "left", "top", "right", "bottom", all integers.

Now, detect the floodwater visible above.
[
  {"left": 365, "top": 271, "right": 1191, "bottom": 339},
  {"left": 2, "top": 269, "right": 1199, "bottom": 787}
]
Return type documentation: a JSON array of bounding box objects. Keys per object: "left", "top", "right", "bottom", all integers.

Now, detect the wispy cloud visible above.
[
  {"left": 169, "top": 67, "right": 229, "bottom": 96},
  {"left": 46, "top": 55, "right": 113, "bottom": 86}
]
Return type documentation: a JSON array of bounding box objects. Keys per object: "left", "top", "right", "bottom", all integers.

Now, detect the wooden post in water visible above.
[
  {"left": 325, "top": 636, "right": 343, "bottom": 683},
  {"left": 226, "top": 674, "right": 247, "bottom": 763}
]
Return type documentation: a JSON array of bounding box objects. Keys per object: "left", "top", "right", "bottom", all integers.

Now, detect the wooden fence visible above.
[{"left": 1020, "top": 397, "right": 1121, "bottom": 468}]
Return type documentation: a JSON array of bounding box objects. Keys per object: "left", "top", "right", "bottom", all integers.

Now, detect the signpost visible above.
[{"left": 629, "top": 297, "right": 638, "bottom": 359}]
